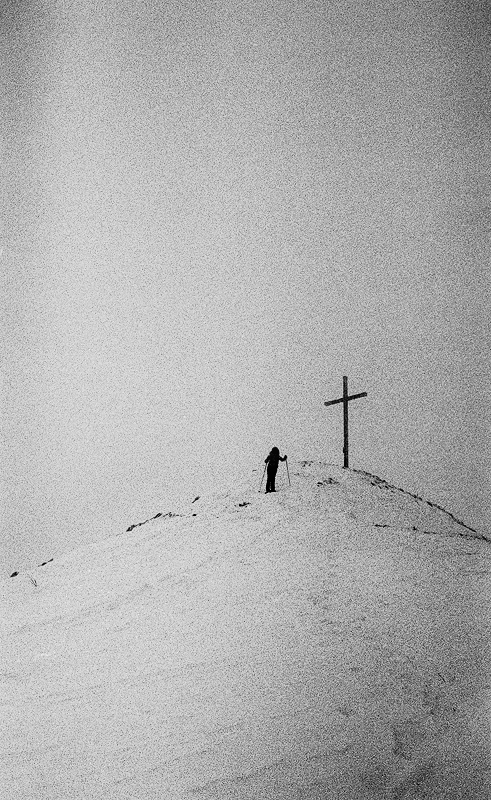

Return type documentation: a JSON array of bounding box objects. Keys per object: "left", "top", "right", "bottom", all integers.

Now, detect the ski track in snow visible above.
[{"left": 1, "top": 462, "right": 490, "bottom": 799}]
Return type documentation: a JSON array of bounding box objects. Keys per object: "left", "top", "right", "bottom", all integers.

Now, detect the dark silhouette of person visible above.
[{"left": 264, "top": 447, "right": 287, "bottom": 493}]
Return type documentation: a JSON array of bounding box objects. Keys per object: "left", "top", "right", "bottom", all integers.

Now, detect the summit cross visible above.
[{"left": 324, "top": 376, "right": 367, "bottom": 469}]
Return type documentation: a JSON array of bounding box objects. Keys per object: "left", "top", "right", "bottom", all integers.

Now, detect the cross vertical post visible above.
[
  {"left": 324, "top": 376, "right": 367, "bottom": 469},
  {"left": 343, "top": 375, "right": 349, "bottom": 469}
]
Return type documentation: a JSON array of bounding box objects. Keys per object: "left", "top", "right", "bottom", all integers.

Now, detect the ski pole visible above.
[
  {"left": 285, "top": 457, "right": 291, "bottom": 486},
  {"left": 259, "top": 464, "right": 266, "bottom": 492}
]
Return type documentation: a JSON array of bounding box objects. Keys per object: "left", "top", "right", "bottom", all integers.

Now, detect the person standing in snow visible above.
[{"left": 264, "top": 447, "right": 287, "bottom": 493}]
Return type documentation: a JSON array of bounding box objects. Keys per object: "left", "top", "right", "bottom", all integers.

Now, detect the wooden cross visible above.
[{"left": 324, "top": 376, "right": 367, "bottom": 469}]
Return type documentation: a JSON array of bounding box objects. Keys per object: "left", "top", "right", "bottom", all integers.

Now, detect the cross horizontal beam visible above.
[{"left": 324, "top": 391, "right": 367, "bottom": 407}]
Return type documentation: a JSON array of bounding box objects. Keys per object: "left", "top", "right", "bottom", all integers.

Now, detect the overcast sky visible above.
[{"left": 2, "top": 0, "right": 490, "bottom": 575}]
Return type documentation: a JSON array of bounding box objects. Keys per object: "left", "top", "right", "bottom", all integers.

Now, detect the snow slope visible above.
[{"left": 1, "top": 462, "right": 490, "bottom": 799}]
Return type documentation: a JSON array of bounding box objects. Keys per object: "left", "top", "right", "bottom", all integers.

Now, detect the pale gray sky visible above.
[{"left": 2, "top": 0, "right": 490, "bottom": 575}]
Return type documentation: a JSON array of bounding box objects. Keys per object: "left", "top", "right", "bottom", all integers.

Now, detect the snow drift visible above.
[{"left": 1, "top": 462, "right": 490, "bottom": 799}]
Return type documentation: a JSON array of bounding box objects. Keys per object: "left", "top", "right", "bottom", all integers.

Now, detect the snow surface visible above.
[{"left": 1, "top": 462, "right": 490, "bottom": 799}]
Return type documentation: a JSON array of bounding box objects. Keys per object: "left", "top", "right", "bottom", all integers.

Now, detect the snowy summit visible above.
[{"left": 1, "top": 461, "right": 490, "bottom": 799}]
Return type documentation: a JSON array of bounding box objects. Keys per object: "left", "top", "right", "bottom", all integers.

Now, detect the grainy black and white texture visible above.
[
  {"left": 1, "top": 463, "right": 490, "bottom": 798},
  {"left": 1, "top": 1, "right": 490, "bottom": 574}
]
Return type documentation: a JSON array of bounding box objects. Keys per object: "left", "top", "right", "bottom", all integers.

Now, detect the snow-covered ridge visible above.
[
  {"left": 1, "top": 462, "right": 490, "bottom": 799},
  {"left": 118, "top": 461, "right": 486, "bottom": 551},
  {"left": 6, "top": 462, "right": 486, "bottom": 585}
]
